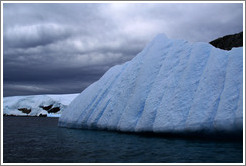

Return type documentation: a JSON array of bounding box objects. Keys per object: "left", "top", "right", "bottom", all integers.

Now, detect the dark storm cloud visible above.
[{"left": 3, "top": 3, "right": 243, "bottom": 96}]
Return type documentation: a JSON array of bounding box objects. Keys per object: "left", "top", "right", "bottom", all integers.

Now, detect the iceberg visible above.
[
  {"left": 59, "top": 34, "right": 243, "bottom": 134},
  {"left": 3, "top": 94, "right": 79, "bottom": 117}
]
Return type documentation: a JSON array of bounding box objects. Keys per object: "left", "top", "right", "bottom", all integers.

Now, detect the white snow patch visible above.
[{"left": 3, "top": 94, "right": 79, "bottom": 117}]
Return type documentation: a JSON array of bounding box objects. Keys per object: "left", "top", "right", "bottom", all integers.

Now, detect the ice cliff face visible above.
[
  {"left": 59, "top": 34, "right": 243, "bottom": 134},
  {"left": 3, "top": 94, "right": 79, "bottom": 117}
]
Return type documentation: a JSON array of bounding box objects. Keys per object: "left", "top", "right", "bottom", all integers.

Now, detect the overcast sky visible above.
[{"left": 3, "top": 2, "right": 243, "bottom": 97}]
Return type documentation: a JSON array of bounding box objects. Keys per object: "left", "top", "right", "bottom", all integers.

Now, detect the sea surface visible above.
[{"left": 3, "top": 116, "right": 243, "bottom": 163}]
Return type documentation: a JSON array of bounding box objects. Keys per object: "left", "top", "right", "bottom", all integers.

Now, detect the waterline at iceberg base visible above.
[{"left": 58, "top": 34, "right": 243, "bottom": 137}]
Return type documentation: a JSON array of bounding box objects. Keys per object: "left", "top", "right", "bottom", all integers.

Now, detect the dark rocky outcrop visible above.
[
  {"left": 209, "top": 31, "right": 243, "bottom": 50},
  {"left": 18, "top": 108, "right": 31, "bottom": 114},
  {"left": 39, "top": 104, "right": 60, "bottom": 113},
  {"left": 40, "top": 105, "right": 53, "bottom": 111},
  {"left": 48, "top": 107, "right": 60, "bottom": 113}
]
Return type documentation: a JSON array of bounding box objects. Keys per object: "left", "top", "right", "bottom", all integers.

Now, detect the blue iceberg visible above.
[{"left": 59, "top": 34, "right": 243, "bottom": 135}]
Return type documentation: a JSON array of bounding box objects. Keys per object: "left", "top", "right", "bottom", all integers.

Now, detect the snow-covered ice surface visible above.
[
  {"left": 3, "top": 94, "right": 79, "bottom": 117},
  {"left": 59, "top": 34, "right": 243, "bottom": 134}
]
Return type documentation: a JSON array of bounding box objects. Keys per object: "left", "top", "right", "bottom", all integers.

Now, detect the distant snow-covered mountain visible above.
[
  {"left": 59, "top": 34, "right": 243, "bottom": 135},
  {"left": 3, "top": 94, "right": 79, "bottom": 117}
]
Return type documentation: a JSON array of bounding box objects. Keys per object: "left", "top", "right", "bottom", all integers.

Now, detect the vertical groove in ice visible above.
[
  {"left": 208, "top": 51, "right": 229, "bottom": 129},
  {"left": 214, "top": 48, "right": 243, "bottom": 131},
  {"left": 74, "top": 65, "right": 124, "bottom": 127},
  {"left": 134, "top": 42, "right": 174, "bottom": 132},
  {"left": 83, "top": 64, "right": 126, "bottom": 127},
  {"left": 152, "top": 40, "right": 192, "bottom": 132},
  {"left": 178, "top": 44, "right": 212, "bottom": 130},
  {"left": 90, "top": 99, "right": 111, "bottom": 128},
  {"left": 133, "top": 42, "right": 173, "bottom": 132},
  {"left": 183, "top": 45, "right": 212, "bottom": 127},
  {"left": 116, "top": 37, "right": 165, "bottom": 131},
  {"left": 96, "top": 36, "right": 157, "bottom": 130},
  {"left": 86, "top": 63, "right": 129, "bottom": 127},
  {"left": 185, "top": 48, "right": 229, "bottom": 131}
]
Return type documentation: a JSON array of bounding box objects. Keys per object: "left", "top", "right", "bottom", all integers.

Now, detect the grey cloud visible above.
[
  {"left": 3, "top": 3, "right": 243, "bottom": 97},
  {"left": 4, "top": 23, "right": 73, "bottom": 48}
]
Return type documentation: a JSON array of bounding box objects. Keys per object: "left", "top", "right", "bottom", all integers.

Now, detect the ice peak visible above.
[{"left": 151, "top": 33, "right": 169, "bottom": 43}]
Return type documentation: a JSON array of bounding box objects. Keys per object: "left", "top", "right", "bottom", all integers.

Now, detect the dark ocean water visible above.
[{"left": 3, "top": 116, "right": 243, "bottom": 163}]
